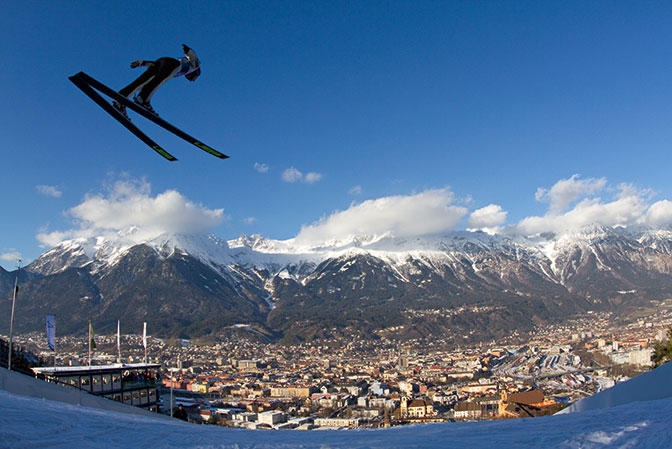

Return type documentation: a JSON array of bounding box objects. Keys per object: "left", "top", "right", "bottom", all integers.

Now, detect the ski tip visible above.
[
  {"left": 68, "top": 71, "right": 86, "bottom": 81},
  {"left": 152, "top": 145, "right": 178, "bottom": 161},
  {"left": 193, "top": 141, "right": 230, "bottom": 159}
]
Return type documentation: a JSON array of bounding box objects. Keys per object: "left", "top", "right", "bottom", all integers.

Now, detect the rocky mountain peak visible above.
[{"left": 7, "top": 225, "right": 672, "bottom": 342}]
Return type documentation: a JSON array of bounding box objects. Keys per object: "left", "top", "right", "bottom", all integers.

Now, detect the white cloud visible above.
[
  {"left": 468, "top": 204, "right": 507, "bottom": 230},
  {"left": 514, "top": 182, "right": 650, "bottom": 236},
  {"left": 0, "top": 250, "right": 22, "bottom": 262},
  {"left": 282, "top": 167, "right": 303, "bottom": 183},
  {"left": 295, "top": 188, "right": 468, "bottom": 245},
  {"left": 36, "top": 178, "right": 226, "bottom": 247},
  {"left": 304, "top": 172, "right": 323, "bottom": 184},
  {"left": 254, "top": 162, "right": 270, "bottom": 173},
  {"left": 641, "top": 200, "right": 672, "bottom": 227},
  {"left": 33, "top": 173, "right": 672, "bottom": 253},
  {"left": 535, "top": 174, "right": 606, "bottom": 213},
  {"left": 36, "top": 185, "right": 62, "bottom": 198},
  {"left": 282, "top": 167, "right": 323, "bottom": 184},
  {"left": 36, "top": 230, "right": 72, "bottom": 248}
]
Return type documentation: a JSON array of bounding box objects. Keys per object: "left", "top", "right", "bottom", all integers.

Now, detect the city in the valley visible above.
[{"left": 6, "top": 304, "right": 672, "bottom": 430}]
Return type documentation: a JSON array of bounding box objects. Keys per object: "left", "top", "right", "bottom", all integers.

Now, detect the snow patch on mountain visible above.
[{"left": 27, "top": 224, "right": 672, "bottom": 292}]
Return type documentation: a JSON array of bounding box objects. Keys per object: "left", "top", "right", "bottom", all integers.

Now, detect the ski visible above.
[
  {"left": 71, "top": 72, "right": 229, "bottom": 160},
  {"left": 69, "top": 73, "right": 177, "bottom": 161}
]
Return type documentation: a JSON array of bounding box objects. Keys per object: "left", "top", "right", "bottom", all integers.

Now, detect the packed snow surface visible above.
[
  {"left": 2, "top": 362, "right": 672, "bottom": 448},
  {"left": 1, "top": 389, "right": 669, "bottom": 448}
]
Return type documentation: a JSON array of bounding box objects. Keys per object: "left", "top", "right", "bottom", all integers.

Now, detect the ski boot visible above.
[
  {"left": 112, "top": 100, "right": 130, "bottom": 121},
  {"left": 134, "top": 96, "right": 159, "bottom": 117}
]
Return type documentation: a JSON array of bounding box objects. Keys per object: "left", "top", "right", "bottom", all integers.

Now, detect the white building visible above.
[
  {"left": 629, "top": 349, "right": 653, "bottom": 367},
  {"left": 609, "top": 349, "right": 653, "bottom": 367},
  {"left": 314, "top": 418, "right": 360, "bottom": 428},
  {"left": 257, "top": 411, "right": 287, "bottom": 426}
]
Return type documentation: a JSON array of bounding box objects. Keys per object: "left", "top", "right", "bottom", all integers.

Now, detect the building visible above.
[
  {"left": 629, "top": 349, "right": 653, "bottom": 367},
  {"left": 474, "top": 394, "right": 501, "bottom": 417},
  {"left": 406, "top": 398, "right": 434, "bottom": 418},
  {"left": 609, "top": 348, "right": 653, "bottom": 366},
  {"left": 500, "top": 389, "right": 558, "bottom": 418},
  {"left": 454, "top": 401, "right": 482, "bottom": 420},
  {"left": 314, "top": 418, "right": 360, "bottom": 428},
  {"left": 257, "top": 411, "right": 287, "bottom": 426},
  {"left": 398, "top": 380, "right": 416, "bottom": 395},
  {"left": 32, "top": 363, "right": 161, "bottom": 412},
  {"left": 460, "top": 382, "right": 498, "bottom": 395},
  {"left": 270, "top": 386, "right": 313, "bottom": 398},
  {"left": 236, "top": 360, "right": 259, "bottom": 370},
  {"left": 397, "top": 396, "right": 436, "bottom": 420}
]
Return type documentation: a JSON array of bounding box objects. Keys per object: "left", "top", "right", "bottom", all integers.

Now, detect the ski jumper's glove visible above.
[{"left": 130, "top": 60, "right": 151, "bottom": 69}]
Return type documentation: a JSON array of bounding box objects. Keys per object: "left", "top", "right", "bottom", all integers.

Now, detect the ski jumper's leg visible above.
[
  {"left": 119, "top": 61, "right": 159, "bottom": 98},
  {"left": 137, "top": 57, "right": 181, "bottom": 103}
]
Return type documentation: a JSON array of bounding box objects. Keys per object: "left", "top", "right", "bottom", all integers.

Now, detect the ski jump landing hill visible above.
[
  {"left": 558, "top": 359, "right": 672, "bottom": 414},
  {"left": 1, "top": 363, "right": 672, "bottom": 448},
  {"left": 2, "top": 361, "right": 672, "bottom": 419},
  {"left": 3, "top": 361, "right": 672, "bottom": 419}
]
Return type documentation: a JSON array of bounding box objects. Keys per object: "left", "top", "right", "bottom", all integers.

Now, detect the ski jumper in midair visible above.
[{"left": 113, "top": 44, "right": 201, "bottom": 119}]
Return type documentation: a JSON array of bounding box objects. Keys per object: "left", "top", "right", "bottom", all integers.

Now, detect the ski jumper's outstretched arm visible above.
[{"left": 130, "top": 60, "right": 154, "bottom": 69}]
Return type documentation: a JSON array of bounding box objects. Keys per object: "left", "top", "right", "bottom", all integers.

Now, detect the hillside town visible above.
[{"left": 4, "top": 302, "right": 671, "bottom": 430}]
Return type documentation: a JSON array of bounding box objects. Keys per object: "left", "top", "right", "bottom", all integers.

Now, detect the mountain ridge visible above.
[{"left": 3, "top": 225, "right": 672, "bottom": 342}]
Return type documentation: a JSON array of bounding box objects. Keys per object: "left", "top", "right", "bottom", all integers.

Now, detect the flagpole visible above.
[
  {"left": 88, "top": 320, "right": 91, "bottom": 367},
  {"left": 7, "top": 259, "right": 21, "bottom": 371},
  {"left": 143, "top": 322, "right": 147, "bottom": 364},
  {"left": 46, "top": 315, "right": 56, "bottom": 368},
  {"left": 117, "top": 320, "right": 121, "bottom": 364},
  {"left": 171, "top": 355, "right": 180, "bottom": 417},
  {"left": 170, "top": 366, "right": 174, "bottom": 417}
]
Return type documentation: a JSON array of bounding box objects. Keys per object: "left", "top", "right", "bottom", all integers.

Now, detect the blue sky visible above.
[{"left": 3, "top": 1, "right": 672, "bottom": 270}]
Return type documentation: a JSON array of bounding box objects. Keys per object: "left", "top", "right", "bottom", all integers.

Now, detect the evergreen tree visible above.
[{"left": 652, "top": 327, "right": 672, "bottom": 367}]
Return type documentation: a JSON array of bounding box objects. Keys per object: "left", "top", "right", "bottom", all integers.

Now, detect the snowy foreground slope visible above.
[
  {"left": 1, "top": 390, "right": 669, "bottom": 449},
  {"left": 2, "top": 365, "right": 672, "bottom": 449}
]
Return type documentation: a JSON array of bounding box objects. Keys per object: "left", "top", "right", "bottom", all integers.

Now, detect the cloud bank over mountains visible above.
[
  {"left": 294, "top": 188, "right": 468, "bottom": 245},
  {"left": 35, "top": 175, "right": 672, "bottom": 249},
  {"left": 534, "top": 174, "right": 607, "bottom": 213},
  {"left": 511, "top": 177, "right": 657, "bottom": 236},
  {"left": 467, "top": 204, "right": 508, "bottom": 233},
  {"left": 36, "top": 179, "right": 226, "bottom": 247}
]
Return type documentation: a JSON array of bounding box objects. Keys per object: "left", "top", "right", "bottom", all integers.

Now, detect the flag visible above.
[
  {"left": 143, "top": 322, "right": 147, "bottom": 349},
  {"left": 46, "top": 315, "right": 55, "bottom": 351},
  {"left": 89, "top": 319, "right": 96, "bottom": 350}
]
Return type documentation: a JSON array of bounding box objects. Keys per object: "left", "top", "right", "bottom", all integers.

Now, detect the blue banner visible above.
[{"left": 46, "top": 315, "right": 55, "bottom": 351}]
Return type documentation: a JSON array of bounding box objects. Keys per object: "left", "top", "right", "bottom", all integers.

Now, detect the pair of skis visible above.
[{"left": 69, "top": 72, "right": 229, "bottom": 161}]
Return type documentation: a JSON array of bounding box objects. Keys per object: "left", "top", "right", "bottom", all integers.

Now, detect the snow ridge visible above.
[{"left": 28, "top": 225, "right": 672, "bottom": 284}]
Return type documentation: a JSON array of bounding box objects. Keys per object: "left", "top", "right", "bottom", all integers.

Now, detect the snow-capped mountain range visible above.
[{"left": 3, "top": 225, "right": 672, "bottom": 342}]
